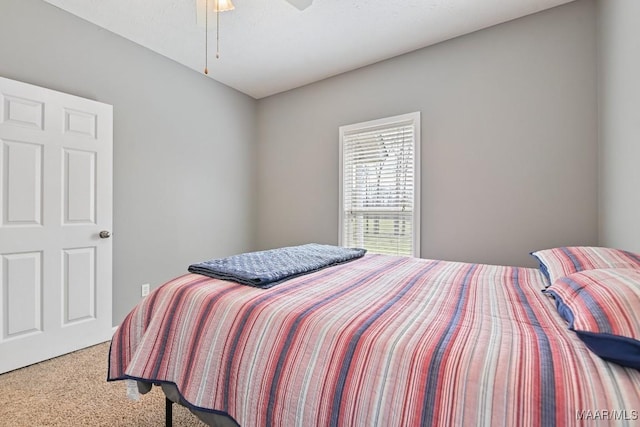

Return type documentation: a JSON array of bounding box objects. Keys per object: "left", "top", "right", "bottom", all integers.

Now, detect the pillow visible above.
[
  {"left": 544, "top": 268, "right": 640, "bottom": 369},
  {"left": 530, "top": 246, "right": 640, "bottom": 286}
]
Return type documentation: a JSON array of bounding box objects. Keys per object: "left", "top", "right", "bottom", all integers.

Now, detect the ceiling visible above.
[{"left": 42, "top": 0, "right": 575, "bottom": 99}]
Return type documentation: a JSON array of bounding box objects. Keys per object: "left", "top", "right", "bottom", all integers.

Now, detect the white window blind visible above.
[{"left": 339, "top": 112, "right": 420, "bottom": 257}]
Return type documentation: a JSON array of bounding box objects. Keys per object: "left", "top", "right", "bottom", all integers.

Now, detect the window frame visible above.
[{"left": 338, "top": 112, "right": 421, "bottom": 257}]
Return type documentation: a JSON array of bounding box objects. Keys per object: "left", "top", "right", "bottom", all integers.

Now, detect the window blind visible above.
[{"left": 340, "top": 113, "right": 420, "bottom": 257}]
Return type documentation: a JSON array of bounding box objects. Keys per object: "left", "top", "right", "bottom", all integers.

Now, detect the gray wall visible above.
[
  {"left": 0, "top": 0, "right": 257, "bottom": 324},
  {"left": 256, "top": 0, "right": 598, "bottom": 267},
  {"left": 598, "top": 0, "right": 640, "bottom": 252}
]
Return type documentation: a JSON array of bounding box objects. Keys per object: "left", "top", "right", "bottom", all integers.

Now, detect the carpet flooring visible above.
[{"left": 0, "top": 341, "right": 207, "bottom": 426}]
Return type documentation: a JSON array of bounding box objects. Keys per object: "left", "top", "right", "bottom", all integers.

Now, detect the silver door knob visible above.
[{"left": 99, "top": 230, "right": 111, "bottom": 239}]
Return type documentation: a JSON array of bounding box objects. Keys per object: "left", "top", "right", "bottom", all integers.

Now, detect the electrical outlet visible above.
[{"left": 141, "top": 283, "right": 150, "bottom": 297}]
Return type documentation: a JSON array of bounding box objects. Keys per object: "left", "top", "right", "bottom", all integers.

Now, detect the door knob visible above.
[{"left": 99, "top": 230, "right": 111, "bottom": 239}]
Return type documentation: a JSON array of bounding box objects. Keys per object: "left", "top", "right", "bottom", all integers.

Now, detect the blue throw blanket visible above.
[{"left": 188, "top": 243, "right": 367, "bottom": 288}]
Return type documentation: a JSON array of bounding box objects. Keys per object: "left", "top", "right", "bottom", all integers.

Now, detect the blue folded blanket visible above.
[{"left": 187, "top": 243, "right": 367, "bottom": 288}]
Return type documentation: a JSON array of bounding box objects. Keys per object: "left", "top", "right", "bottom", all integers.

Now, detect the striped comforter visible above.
[{"left": 108, "top": 254, "right": 640, "bottom": 426}]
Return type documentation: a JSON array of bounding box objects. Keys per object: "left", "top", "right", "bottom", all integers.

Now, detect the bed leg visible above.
[{"left": 165, "top": 397, "right": 173, "bottom": 427}]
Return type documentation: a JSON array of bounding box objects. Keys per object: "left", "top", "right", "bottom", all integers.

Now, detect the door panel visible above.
[
  {"left": 2, "top": 251, "right": 42, "bottom": 339},
  {"left": 0, "top": 76, "right": 112, "bottom": 374},
  {"left": 64, "top": 149, "right": 96, "bottom": 224},
  {"left": 2, "top": 95, "right": 44, "bottom": 130},
  {"left": 2, "top": 140, "right": 43, "bottom": 226},
  {"left": 63, "top": 247, "right": 95, "bottom": 324}
]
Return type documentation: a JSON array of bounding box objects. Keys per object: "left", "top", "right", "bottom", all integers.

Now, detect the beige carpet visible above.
[{"left": 0, "top": 342, "right": 207, "bottom": 426}]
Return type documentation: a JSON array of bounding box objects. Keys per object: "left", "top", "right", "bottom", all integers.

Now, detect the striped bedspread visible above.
[{"left": 108, "top": 254, "right": 640, "bottom": 426}]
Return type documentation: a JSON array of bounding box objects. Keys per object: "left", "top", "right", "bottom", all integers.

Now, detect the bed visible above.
[{"left": 108, "top": 244, "right": 640, "bottom": 426}]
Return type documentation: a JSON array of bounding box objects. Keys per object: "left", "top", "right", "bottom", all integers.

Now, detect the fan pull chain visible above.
[
  {"left": 216, "top": 5, "right": 221, "bottom": 59},
  {"left": 204, "top": 0, "right": 209, "bottom": 74}
]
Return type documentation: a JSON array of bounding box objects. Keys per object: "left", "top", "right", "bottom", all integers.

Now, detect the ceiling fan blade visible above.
[{"left": 285, "top": 0, "right": 313, "bottom": 11}]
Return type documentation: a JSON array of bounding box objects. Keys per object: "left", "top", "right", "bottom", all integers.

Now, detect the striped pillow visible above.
[
  {"left": 530, "top": 246, "right": 640, "bottom": 286},
  {"left": 544, "top": 268, "right": 640, "bottom": 369}
]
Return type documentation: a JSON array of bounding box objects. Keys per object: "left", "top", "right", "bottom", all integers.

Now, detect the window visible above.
[{"left": 339, "top": 112, "right": 420, "bottom": 257}]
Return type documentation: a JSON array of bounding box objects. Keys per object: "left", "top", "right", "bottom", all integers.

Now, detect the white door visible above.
[{"left": 0, "top": 76, "right": 112, "bottom": 374}]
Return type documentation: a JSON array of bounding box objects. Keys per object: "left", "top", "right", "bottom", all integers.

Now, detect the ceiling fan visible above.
[
  {"left": 284, "top": 0, "right": 314, "bottom": 11},
  {"left": 198, "top": 0, "right": 313, "bottom": 73}
]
